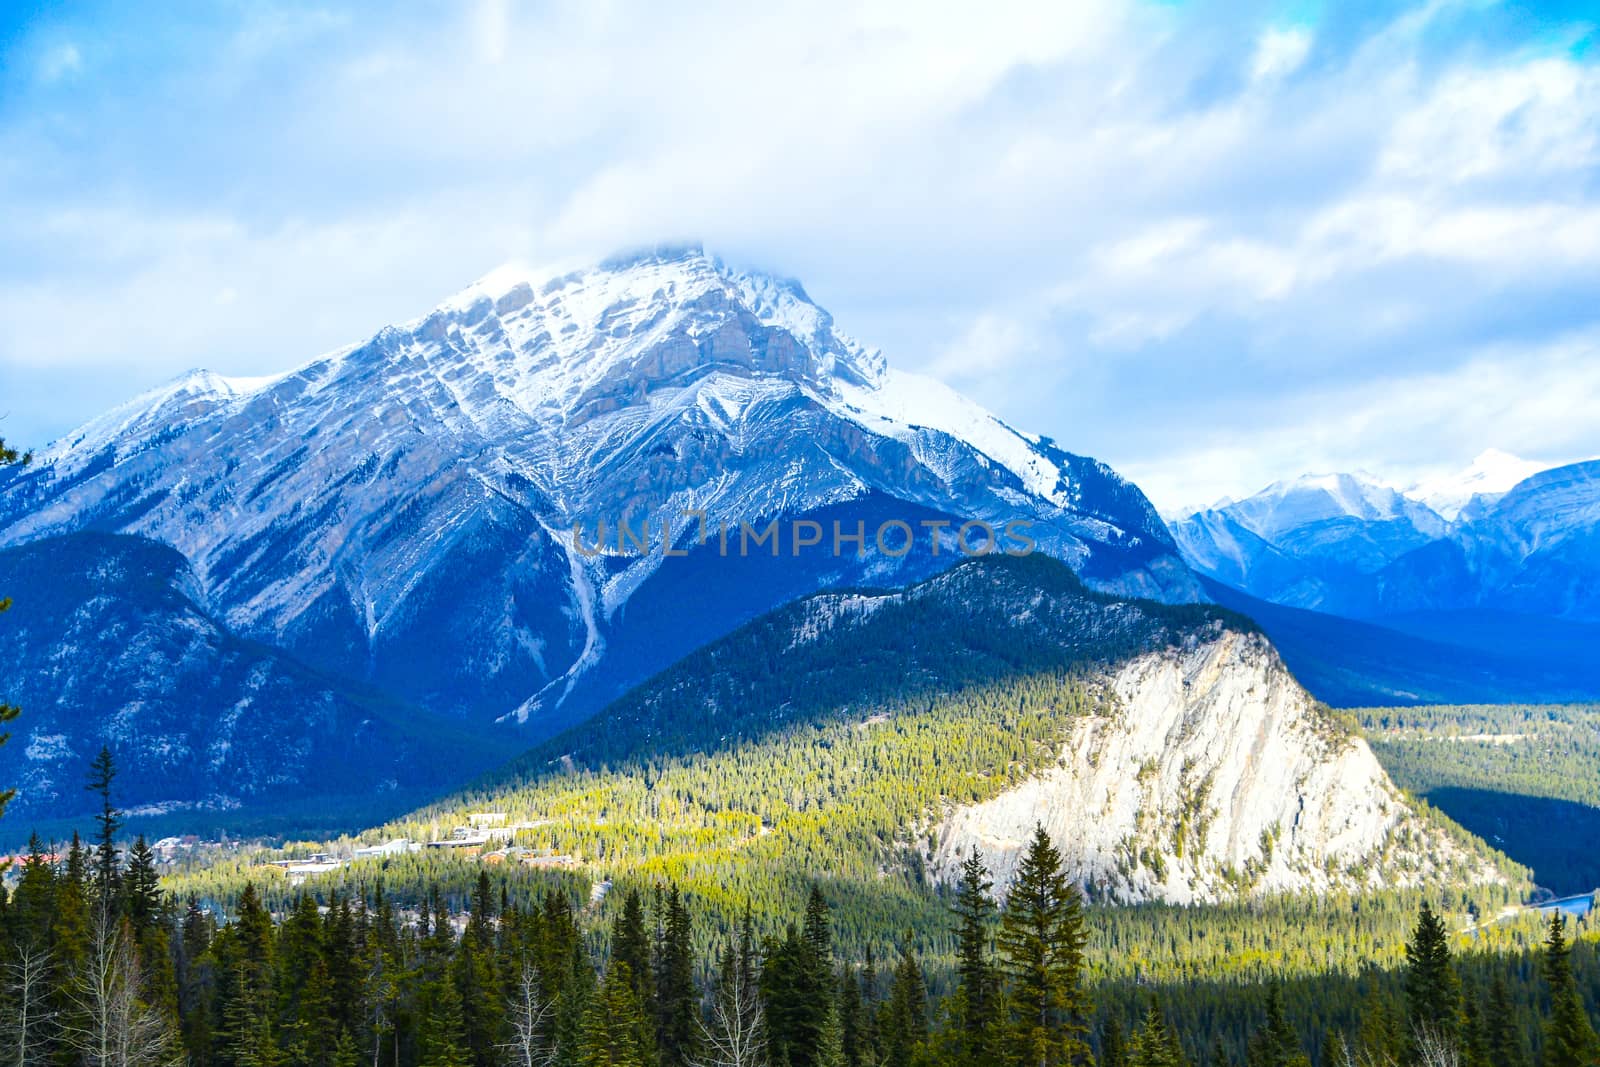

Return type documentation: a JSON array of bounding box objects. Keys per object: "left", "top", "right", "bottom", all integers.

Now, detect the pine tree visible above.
[
  {"left": 1132, "top": 1001, "right": 1187, "bottom": 1067},
  {"left": 124, "top": 836, "right": 162, "bottom": 935},
  {"left": 763, "top": 892, "right": 836, "bottom": 1067},
  {"left": 858, "top": 946, "right": 882, "bottom": 1067},
  {"left": 1459, "top": 976, "right": 1490, "bottom": 1067},
  {"left": 762, "top": 925, "right": 809, "bottom": 1067},
  {"left": 1245, "top": 988, "right": 1307, "bottom": 1067},
  {"left": 839, "top": 968, "right": 865, "bottom": 1067},
  {"left": 951, "top": 852, "right": 998, "bottom": 1064},
  {"left": 1404, "top": 902, "right": 1459, "bottom": 1046},
  {"left": 613, "top": 890, "right": 655, "bottom": 1010},
  {"left": 85, "top": 746, "right": 122, "bottom": 912},
  {"left": 217, "top": 883, "right": 280, "bottom": 1067},
  {"left": 413, "top": 891, "right": 470, "bottom": 1067},
  {"left": 458, "top": 873, "right": 503, "bottom": 1067},
  {"left": 654, "top": 886, "right": 698, "bottom": 1067},
  {"left": 881, "top": 937, "right": 927, "bottom": 1067},
  {"left": 799, "top": 889, "right": 838, "bottom": 1067},
  {"left": 322, "top": 894, "right": 362, "bottom": 1041},
  {"left": 1355, "top": 983, "right": 1403, "bottom": 1067},
  {"left": 580, "top": 961, "right": 656, "bottom": 1067},
  {"left": 1317, "top": 1031, "right": 1343, "bottom": 1067},
  {"left": 418, "top": 964, "right": 472, "bottom": 1067},
  {"left": 277, "top": 894, "right": 334, "bottom": 1067},
  {"left": 178, "top": 895, "right": 217, "bottom": 1066},
  {"left": 816, "top": 1003, "right": 846, "bottom": 1067},
  {"left": 8, "top": 833, "right": 56, "bottom": 948},
  {"left": 1483, "top": 975, "right": 1528, "bottom": 1067},
  {"left": 1101, "top": 1017, "right": 1129, "bottom": 1067},
  {"left": 51, "top": 837, "right": 94, "bottom": 1061},
  {"left": 997, "top": 825, "right": 1091, "bottom": 1067},
  {"left": 803, "top": 888, "right": 832, "bottom": 966},
  {"left": 1540, "top": 915, "right": 1600, "bottom": 1067}
]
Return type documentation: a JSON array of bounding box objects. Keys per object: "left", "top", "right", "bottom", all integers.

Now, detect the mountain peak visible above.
[
  {"left": 596, "top": 240, "right": 712, "bottom": 272},
  {"left": 1221, "top": 469, "right": 1434, "bottom": 539},
  {"left": 1407, "top": 448, "right": 1545, "bottom": 520},
  {"left": 395, "top": 243, "right": 887, "bottom": 419},
  {"left": 3, "top": 245, "right": 1196, "bottom": 745}
]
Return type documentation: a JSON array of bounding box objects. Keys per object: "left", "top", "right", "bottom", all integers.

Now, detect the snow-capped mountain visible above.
[
  {"left": 0, "top": 244, "right": 1195, "bottom": 819},
  {"left": 1406, "top": 449, "right": 1546, "bottom": 521},
  {"left": 1172, "top": 455, "right": 1600, "bottom": 622},
  {"left": 1170, "top": 471, "right": 1447, "bottom": 612}
]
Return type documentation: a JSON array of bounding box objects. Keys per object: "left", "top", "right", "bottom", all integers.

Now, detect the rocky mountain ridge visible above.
[
  {"left": 0, "top": 244, "right": 1194, "bottom": 822},
  {"left": 1172, "top": 456, "right": 1600, "bottom": 622}
]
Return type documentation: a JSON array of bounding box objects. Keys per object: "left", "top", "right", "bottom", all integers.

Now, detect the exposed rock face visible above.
[
  {"left": 927, "top": 631, "right": 1503, "bottom": 904},
  {"left": 0, "top": 244, "right": 1195, "bottom": 740}
]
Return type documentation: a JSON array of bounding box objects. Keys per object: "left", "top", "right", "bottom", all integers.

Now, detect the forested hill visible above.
[
  {"left": 481, "top": 553, "right": 1256, "bottom": 784},
  {"left": 283, "top": 552, "right": 1514, "bottom": 923}
]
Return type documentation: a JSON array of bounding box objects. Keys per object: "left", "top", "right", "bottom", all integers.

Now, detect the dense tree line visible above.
[
  {"left": 5, "top": 807, "right": 1598, "bottom": 1067},
  {"left": 1360, "top": 704, "right": 1600, "bottom": 811},
  {"left": 159, "top": 647, "right": 1514, "bottom": 981}
]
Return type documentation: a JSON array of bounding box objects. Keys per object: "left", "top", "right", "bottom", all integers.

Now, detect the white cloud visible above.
[
  {"left": 1250, "top": 27, "right": 1311, "bottom": 83},
  {"left": 926, "top": 312, "right": 1042, "bottom": 381},
  {"left": 1124, "top": 329, "right": 1600, "bottom": 513},
  {"left": 1380, "top": 60, "right": 1600, "bottom": 184},
  {"left": 473, "top": 0, "right": 511, "bottom": 65}
]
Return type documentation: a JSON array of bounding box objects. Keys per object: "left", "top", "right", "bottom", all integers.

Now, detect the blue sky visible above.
[{"left": 2, "top": 0, "right": 1598, "bottom": 510}]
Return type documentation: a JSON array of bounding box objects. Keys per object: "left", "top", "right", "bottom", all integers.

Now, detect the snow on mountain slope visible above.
[
  {"left": 835, "top": 367, "right": 1068, "bottom": 507},
  {"left": 0, "top": 243, "right": 1196, "bottom": 738},
  {"left": 1408, "top": 450, "right": 1547, "bottom": 521},
  {"left": 1173, "top": 454, "right": 1600, "bottom": 625},
  {"left": 1169, "top": 473, "right": 1448, "bottom": 613},
  {"left": 1220, "top": 471, "right": 1447, "bottom": 547}
]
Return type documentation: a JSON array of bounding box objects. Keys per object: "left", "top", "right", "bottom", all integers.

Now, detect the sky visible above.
[{"left": 2, "top": 0, "right": 1598, "bottom": 512}]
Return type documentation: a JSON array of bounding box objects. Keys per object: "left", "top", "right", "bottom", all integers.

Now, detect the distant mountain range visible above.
[
  {"left": 1172, "top": 454, "right": 1600, "bottom": 705},
  {"left": 1173, "top": 455, "right": 1600, "bottom": 621},
  {"left": 0, "top": 244, "right": 1192, "bottom": 824}
]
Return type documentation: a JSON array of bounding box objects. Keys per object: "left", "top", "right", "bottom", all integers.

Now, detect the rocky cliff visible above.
[{"left": 928, "top": 630, "right": 1504, "bottom": 903}]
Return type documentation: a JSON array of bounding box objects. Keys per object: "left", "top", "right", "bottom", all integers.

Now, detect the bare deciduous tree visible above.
[
  {"left": 62, "top": 915, "right": 182, "bottom": 1067},
  {"left": 2, "top": 943, "right": 54, "bottom": 1067},
  {"left": 1410, "top": 1024, "right": 1461, "bottom": 1067},
  {"left": 1336, "top": 1027, "right": 1461, "bottom": 1067},
  {"left": 1339, "top": 1034, "right": 1395, "bottom": 1067},
  {"left": 499, "top": 961, "right": 556, "bottom": 1067},
  {"left": 695, "top": 961, "right": 767, "bottom": 1067}
]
